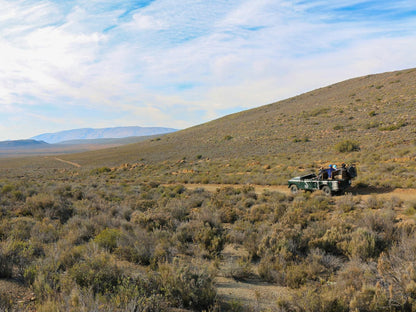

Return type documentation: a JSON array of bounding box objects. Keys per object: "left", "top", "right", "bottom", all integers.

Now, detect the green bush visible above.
[
  {"left": 334, "top": 139, "right": 360, "bottom": 152},
  {"left": 94, "top": 228, "right": 122, "bottom": 252},
  {"left": 69, "top": 251, "right": 123, "bottom": 294},
  {"left": 5, "top": 240, "right": 44, "bottom": 279},
  {"left": 195, "top": 222, "right": 225, "bottom": 257},
  {"left": 378, "top": 121, "right": 407, "bottom": 131}
]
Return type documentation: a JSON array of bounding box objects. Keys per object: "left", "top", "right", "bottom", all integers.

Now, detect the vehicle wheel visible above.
[
  {"left": 321, "top": 186, "right": 332, "bottom": 196},
  {"left": 290, "top": 184, "right": 299, "bottom": 194}
]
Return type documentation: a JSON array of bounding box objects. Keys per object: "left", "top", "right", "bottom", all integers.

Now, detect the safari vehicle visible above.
[{"left": 288, "top": 165, "right": 357, "bottom": 196}]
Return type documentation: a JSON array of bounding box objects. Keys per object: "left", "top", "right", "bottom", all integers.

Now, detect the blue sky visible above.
[{"left": 1, "top": 0, "right": 416, "bottom": 140}]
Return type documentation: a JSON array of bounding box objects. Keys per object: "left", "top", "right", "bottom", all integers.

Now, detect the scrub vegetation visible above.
[
  {"left": 0, "top": 68, "right": 416, "bottom": 311},
  {"left": 0, "top": 170, "right": 416, "bottom": 311}
]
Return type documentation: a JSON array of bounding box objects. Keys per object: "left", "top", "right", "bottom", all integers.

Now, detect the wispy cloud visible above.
[{"left": 0, "top": 0, "right": 415, "bottom": 140}]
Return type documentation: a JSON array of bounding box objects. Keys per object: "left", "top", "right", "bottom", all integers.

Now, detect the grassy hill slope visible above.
[
  {"left": 1, "top": 68, "right": 415, "bottom": 187},
  {"left": 64, "top": 68, "right": 415, "bottom": 162}
]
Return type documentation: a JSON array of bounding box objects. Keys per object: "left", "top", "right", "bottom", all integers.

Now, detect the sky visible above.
[{"left": 1, "top": 0, "right": 416, "bottom": 140}]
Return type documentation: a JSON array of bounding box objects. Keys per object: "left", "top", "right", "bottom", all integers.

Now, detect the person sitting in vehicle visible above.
[
  {"left": 331, "top": 164, "right": 341, "bottom": 179},
  {"left": 341, "top": 163, "right": 349, "bottom": 180},
  {"left": 326, "top": 164, "right": 336, "bottom": 179}
]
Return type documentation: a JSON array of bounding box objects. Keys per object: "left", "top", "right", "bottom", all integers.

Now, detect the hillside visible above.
[
  {"left": 0, "top": 135, "right": 163, "bottom": 159},
  {"left": 61, "top": 69, "right": 414, "bottom": 160},
  {"left": 1, "top": 68, "right": 415, "bottom": 188},
  {"left": 30, "top": 126, "right": 178, "bottom": 143},
  {"left": 46, "top": 68, "right": 416, "bottom": 188},
  {"left": 0, "top": 139, "right": 48, "bottom": 148},
  {"left": 0, "top": 69, "right": 416, "bottom": 312}
]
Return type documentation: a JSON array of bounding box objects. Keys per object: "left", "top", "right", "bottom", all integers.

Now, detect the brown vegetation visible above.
[
  {"left": 0, "top": 68, "right": 415, "bottom": 310},
  {"left": 0, "top": 167, "right": 416, "bottom": 311}
]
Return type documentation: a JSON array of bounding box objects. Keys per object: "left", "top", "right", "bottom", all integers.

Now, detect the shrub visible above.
[
  {"left": 378, "top": 121, "right": 407, "bottom": 131},
  {"left": 258, "top": 255, "right": 285, "bottom": 284},
  {"left": 94, "top": 228, "right": 122, "bottom": 252},
  {"left": 347, "top": 228, "right": 377, "bottom": 261},
  {"left": 195, "top": 222, "right": 225, "bottom": 257},
  {"left": 157, "top": 261, "right": 216, "bottom": 310},
  {"left": 5, "top": 240, "right": 44, "bottom": 279},
  {"left": 25, "top": 193, "right": 73, "bottom": 223},
  {"left": 114, "top": 228, "right": 155, "bottom": 265},
  {"left": 69, "top": 251, "right": 123, "bottom": 294},
  {"left": 285, "top": 264, "right": 307, "bottom": 288},
  {"left": 91, "top": 167, "right": 111, "bottom": 174},
  {"left": 223, "top": 257, "right": 253, "bottom": 281},
  {"left": 0, "top": 293, "right": 12, "bottom": 311},
  {"left": 334, "top": 139, "right": 360, "bottom": 152},
  {"left": 1, "top": 184, "right": 14, "bottom": 195},
  {"left": 364, "top": 121, "right": 380, "bottom": 129},
  {"left": 0, "top": 249, "right": 12, "bottom": 278}
]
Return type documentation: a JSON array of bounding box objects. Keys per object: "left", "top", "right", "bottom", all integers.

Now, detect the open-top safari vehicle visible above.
[{"left": 288, "top": 164, "right": 357, "bottom": 196}]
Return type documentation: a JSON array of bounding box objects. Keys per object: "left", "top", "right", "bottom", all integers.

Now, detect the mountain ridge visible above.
[
  {"left": 30, "top": 126, "right": 178, "bottom": 144},
  {"left": 0, "top": 139, "right": 49, "bottom": 149}
]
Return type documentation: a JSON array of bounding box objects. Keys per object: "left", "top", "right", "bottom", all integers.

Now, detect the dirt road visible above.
[
  {"left": 53, "top": 157, "right": 82, "bottom": 168},
  {"left": 175, "top": 183, "right": 416, "bottom": 202}
]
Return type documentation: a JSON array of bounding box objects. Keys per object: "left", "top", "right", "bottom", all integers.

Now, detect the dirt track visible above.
[
  {"left": 176, "top": 183, "right": 416, "bottom": 202},
  {"left": 53, "top": 157, "right": 81, "bottom": 168}
]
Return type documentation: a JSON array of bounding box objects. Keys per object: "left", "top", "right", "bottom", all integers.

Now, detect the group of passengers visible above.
[{"left": 318, "top": 163, "right": 349, "bottom": 180}]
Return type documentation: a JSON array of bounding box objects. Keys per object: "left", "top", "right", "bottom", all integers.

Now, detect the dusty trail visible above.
[
  {"left": 53, "top": 157, "right": 82, "bottom": 168},
  {"left": 175, "top": 183, "right": 416, "bottom": 202}
]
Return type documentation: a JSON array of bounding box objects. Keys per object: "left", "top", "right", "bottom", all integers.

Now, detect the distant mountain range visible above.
[
  {"left": 30, "top": 126, "right": 178, "bottom": 144},
  {"left": 0, "top": 139, "right": 49, "bottom": 149}
]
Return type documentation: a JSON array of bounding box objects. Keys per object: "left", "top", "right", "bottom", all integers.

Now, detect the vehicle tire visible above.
[
  {"left": 290, "top": 184, "right": 299, "bottom": 194},
  {"left": 321, "top": 186, "right": 332, "bottom": 196}
]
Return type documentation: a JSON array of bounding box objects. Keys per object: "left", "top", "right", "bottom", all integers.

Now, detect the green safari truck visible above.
[{"left": 288, "top": 165, "right": 357, "bottom": 196}]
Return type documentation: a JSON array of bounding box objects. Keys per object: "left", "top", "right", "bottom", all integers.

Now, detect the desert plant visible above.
[
  {"left": 94, "top": 228, "right": 122, "bottom": 252},
  {"left": 69, "top": 250, "right": 123, "bottom": 294},
  {"left": 334, "top": 140, "right": 360, "bottom": 152},
  {"left": 157, "top": 260, "right": 216, "bottom": 310}
]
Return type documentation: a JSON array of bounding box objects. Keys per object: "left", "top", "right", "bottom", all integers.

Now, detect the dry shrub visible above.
[
  {"left": 157, "top": 260, "right": 216, "bottom": 310},
  {"left": 337, "top": 193, "right": 357, "bottom": 212},
  {"left": 195, "top": 221, "right": 225, "bottom": 258},
  {"left": 347, "top": 228, "right": 377, "bottom": 261},
  {"left": 114, "top": 228, "right": 155, "bottom": 265},
  {"left": 377, "top": 232, "right": 416, "bottom": 309},
  {"left": 25, "top": 193, "right": 73, "bottom": 223},
  {"left": 0, "top": 247, "right": 12, "bottom": 278},
  {"left": 258, "top": 255, "right": 285, "bottom": 284},
  {"left": 223, "top": 256, "right": 253, "bottom": 281},
  {"left": 31, "top": 218, "right": 60, "bottom": 244},
  {"left": 69, "top": 250, "right": 123, "bottom": 294}
]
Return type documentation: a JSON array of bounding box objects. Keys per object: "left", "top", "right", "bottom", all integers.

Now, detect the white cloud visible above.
[{"left": 0, "top": 0, "right": 416, "bottom": 140}]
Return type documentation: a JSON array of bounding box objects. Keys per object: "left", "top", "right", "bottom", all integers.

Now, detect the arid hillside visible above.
[
  {"left": 0, "top": 68, "right": 416, "bottom": 312},
  {"left": 63, "top": 68, "right": 414, "bottom": 163},
  {"left": 1, "top": 68, "right": 415, "bottom": 188}
]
